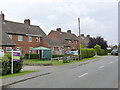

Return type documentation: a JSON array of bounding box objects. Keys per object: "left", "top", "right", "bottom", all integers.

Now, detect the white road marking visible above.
[
  {"left": 99, "top": 66, "right": 104, "bottom": 69},
  {"left": 110, "top": 62, "right": 113, "bottom": 63},
  {"left": 78, "top": 73, "right": 88, "bottom": 78}
]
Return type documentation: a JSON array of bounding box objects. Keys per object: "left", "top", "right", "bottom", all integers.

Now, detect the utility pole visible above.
[{"left": 78, "top": 18, "right": 82, "bottom": 60}]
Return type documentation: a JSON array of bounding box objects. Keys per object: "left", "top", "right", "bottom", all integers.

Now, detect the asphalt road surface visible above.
[{"left": 6, "top": 56, "right": 118, "bottom": 88}]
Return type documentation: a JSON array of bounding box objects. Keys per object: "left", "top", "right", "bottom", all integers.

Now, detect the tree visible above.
[
  {"left": 87, "top": 36, "right": 108, "bottom": 49},
  {"left": 94, "top": 44, "right": 101, "bottom": 52}
]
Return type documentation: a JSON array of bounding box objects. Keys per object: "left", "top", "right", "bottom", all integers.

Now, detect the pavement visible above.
[{"left": 1, "top": 56, "right": 118, "bottom": 88}]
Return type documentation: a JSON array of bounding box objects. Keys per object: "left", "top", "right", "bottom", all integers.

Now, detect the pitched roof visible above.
[
  {"left": 50, "top": 30, "right": 79, "bottom": 47},
  {"left": 1, "top": 20, "right": 52, "bottom": 46}
]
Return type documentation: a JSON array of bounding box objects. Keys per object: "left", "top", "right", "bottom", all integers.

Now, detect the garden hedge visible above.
[
  {"left": 24, "top": 53, "right": 39, "bottom": 59},
  {"left": 1, "top": 53, "right": 23, "bottom": 75},
  {"left": 97, "top": 49, "right": 108, "bottom": 56}
]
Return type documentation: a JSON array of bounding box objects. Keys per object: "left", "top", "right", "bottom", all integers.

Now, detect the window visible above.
[
  {"left": 73, "top": 47, "right": 74, "bottom": 49},
  {"left": 8, "top": 34, "right": 12, "bottom": 39},
  {"left": 17, "top": 47, "right": 21, "bottom": 51},
  {"left": 72, "top": 40, "right": 74, "bottom": 44},
  {"left": 68, "top": 40, "right": 71, "bottom": 44},
  {"left": 18, "top": 35, "right": 23, "bottom": 41},
  {"left": 58, "top": 47, "right": 61, "bottom": 51},
  {"left": 0, "top": 47, "right": 2, "bottom": 50},
  {"left": 6, "top": 47, "right": 12, "bottom": 52},
  {"left": 76, "top": 41, "right": 77, "bottom": 44},
  {"left": 68, "top": 47, "right": 70, "bottom": 50},
  {"left": 29, "top": 47, "right": 33, "bottom": 53},
  {"left": 36, "top": 37, "right": 40, "bottom": 42},
  {"left": 52, "top": 47, "right": 54, "bottom": 51},
  {"left": 28, "top": 36, "right": 32, "bottom": 42}
]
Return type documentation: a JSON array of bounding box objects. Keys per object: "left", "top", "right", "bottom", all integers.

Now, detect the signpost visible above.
[{"left": 11, "top": 50, "right": 21, "bottom": 74}]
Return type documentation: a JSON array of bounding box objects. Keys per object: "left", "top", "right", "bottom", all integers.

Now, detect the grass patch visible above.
[
  {"left": 23, "top": 56, "right": 102, "bottom": 66},
  {"left": 23, "top": 59, "right": 51, "bottom": 64},
  {"left": 52, "top": 56, "right": 101, "bottom": 66},
  {"left": 0, "top": 71, "right": 38, "bottom": 79}
]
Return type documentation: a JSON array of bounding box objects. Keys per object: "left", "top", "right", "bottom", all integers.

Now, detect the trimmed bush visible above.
[
  {"left": 79, "top": 48, "right": 95, "bottom": 59},
  {"left": 24, "top": 53, "right": 39, "bottom": 59},
  {"left": 97, "top": 49, "right": 108, "bottom": 56},
  {"left": 1, "top": 53, "right": 23, "bottom": 75}
]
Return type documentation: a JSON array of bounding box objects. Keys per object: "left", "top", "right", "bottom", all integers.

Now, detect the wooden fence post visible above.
[{"left": 51, "top": 58, "right": 52, "bottom": 65}]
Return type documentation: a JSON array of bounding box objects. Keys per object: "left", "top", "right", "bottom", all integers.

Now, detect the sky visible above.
[{"left": 0, "top": 0, "right": 118, "bottom": 46}]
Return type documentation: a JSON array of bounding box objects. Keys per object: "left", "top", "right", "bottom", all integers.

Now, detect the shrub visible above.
[
  {"left": 2, "top": 53, "right": 23, "bottom": 75},
  {"left": 24, "top": 53, "right": 39, "bottom": 59},
  {"left": 97, "top": 49, "right": 108, "bottom": 56},
  {"left": 78, "top": 48, "right": 95, "bottom": 59}
]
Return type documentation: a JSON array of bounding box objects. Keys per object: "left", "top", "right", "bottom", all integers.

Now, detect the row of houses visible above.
[{"left": 0, "top": 13, "right": 91, "bottom": 55}]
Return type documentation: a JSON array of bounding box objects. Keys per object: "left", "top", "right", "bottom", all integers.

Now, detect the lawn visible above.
[
  {"left": 0, "top": 71, "right": 37, "bottom": 79},
  {"left": 23, "top": 56, "right": 101, "bottom": 66}
]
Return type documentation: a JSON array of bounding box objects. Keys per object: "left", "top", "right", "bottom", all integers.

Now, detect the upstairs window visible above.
[
  {"left": 18, "top": 35, "right": 23, "bottom": 41},
  {"left": 8, "top": 34, "right": 12, "bottom": 39},
  {"left": 28, "top": 36, "right": 32, "bottom": 42},
  {"left": 76, "top": 41, "right": 77, "bottom": 44},
  {"left": 68, "top": 40, "right": 71, "bottom": 44},
  {"left": 36, "top": 37, "right": 40, "bottom": 42},
  {"left": 72, "top": 40, "right": 74, "bottom": 44}
]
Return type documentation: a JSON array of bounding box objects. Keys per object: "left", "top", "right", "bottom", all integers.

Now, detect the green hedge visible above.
[
  {"left": 80, "top": 48, "right": 95, "bottom": 59},
  {"left": 1, "top": 53, "right": 23, "bottom": 75},
  {"left": 97, "top": 49, "right": 108, "bottom": 56},
  {"left": 24, "top": 53, "right": 39, "bottom": 59}
]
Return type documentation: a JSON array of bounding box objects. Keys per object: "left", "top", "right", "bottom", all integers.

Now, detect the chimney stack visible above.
[
  {"left": 56, "top": 28, "right": 61, "bottom": 32},
  {"left": 0, "top": 11, "right": 5, "bottom": 22},
  {"left": 87, "top": 35, "right": 90, "bottom": 38},
  {"left": 24, "top": 19, "right": 30, "bottom": 26},
  {"left": 81, "top": 34, "right": 84, "bottom": 37},
  {"left": 67, "top": 30, "right": 71, "bottom": 34}
]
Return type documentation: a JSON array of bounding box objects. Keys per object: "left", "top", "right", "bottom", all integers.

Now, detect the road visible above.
[{"left": 6, "top": 56, "right": 118, "bottom": 88}]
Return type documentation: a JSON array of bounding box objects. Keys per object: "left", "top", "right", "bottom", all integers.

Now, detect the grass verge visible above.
[
  {"left": 23, "top": 56, "right": 101, "bottom": 66},
  {"left": 0, "top": 71, "right": 38, "bottom": 79}
]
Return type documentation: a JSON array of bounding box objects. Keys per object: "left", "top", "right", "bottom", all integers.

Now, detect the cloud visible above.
[{"left": 47, "top": 15, "right": 58, "bottom": 21}]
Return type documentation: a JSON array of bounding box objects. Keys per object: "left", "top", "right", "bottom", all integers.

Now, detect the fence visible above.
[{"left": 51, "top": 55, "right": 80, "bottom": 64}]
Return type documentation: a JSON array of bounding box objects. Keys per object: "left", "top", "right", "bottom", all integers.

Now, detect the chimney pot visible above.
[
  {"left": 0, "top": 11, "right": 5, "bottom": 22},
  {"left": 67, "top": 30, "right": 71, "bottom": 34},
  {"left": 24, "top": 19, "right": 30, "bottom": 26},
  {"left": 56, "top": 28, "right": 61, "bottom": 32},
  {"left": 87, "top": 35, "right": 90, "bottom": 38},
  {"left": 81, "top": 34, "right": 84, "bottom": 37}
]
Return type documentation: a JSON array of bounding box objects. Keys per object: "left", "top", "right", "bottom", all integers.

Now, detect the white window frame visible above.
[
  {"left": 8, "top": 34, "right": 12, "bottom": 39},
  {"left": 18, "top": 35, "right": 23, "bottom": 41},
  {"left": 0, "top": 47, "right": 2, "bottom": 50},
  {"left": 6, "top": 47, "right": 12, "bottom": 52},
  {"left": 68, "top": 40, "right": 71, "bottom": 44},
  {"left": 28, "top": 36, "right": 32, "bottom": 42},
  {"left": 36, "top": 37, "right": 40, "bottom": 42},
  {"left": 72, "top": 40, "right": 74, "bottom": 44},
  {"left": 76, "top": 41, "right": 77, "bottom": 44},
  {"left": 68, "top": 47, "right": 70, "bottom": 50},
  {"left": 17, "top": 47, "right": 21, "bottom": 51}
]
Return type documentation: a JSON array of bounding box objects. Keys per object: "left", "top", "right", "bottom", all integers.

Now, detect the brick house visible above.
[
  {"left": 78, "top": 34, "right": 91, "bottom": 48},
  {"left": 0, "top": 13, "right": 53, "bottom": 54},
  {"left": 48, "top": 28, "right": 80, "bottom": 54}
]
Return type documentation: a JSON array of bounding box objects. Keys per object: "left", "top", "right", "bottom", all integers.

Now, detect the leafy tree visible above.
[
  {"left": 94, "top": 44, "right": 101, "bottom": 52},
  {"left": 87, "top": 36, "right": 108, "bottom": 49}
]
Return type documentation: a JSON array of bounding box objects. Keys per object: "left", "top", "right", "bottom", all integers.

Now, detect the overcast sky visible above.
[{"left": 0, "top": 0, "right": 118, "bottom": 46}]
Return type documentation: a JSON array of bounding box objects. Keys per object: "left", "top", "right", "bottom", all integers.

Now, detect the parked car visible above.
[
  {"left": 111, "top": 49, "right": 118, "bottom": 56},
  {"left": 64, "top": 50, "right": 78, "bottom": 55}
]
